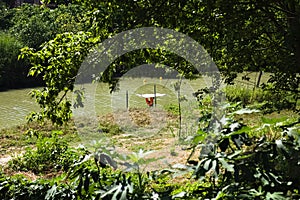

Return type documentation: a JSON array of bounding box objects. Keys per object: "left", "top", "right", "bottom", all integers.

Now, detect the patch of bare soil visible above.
[
  {"left": 0, "top": 155, "right": 12, "bottom": 166},
  {"left": 0, "top": 147, "right": 27, "bottom": 166},
  {"left": 6, "top": 170, "right": 39, "bottom": 181},
  {"left": 98, "top": 108, "right": 197, "bottom": 171}
]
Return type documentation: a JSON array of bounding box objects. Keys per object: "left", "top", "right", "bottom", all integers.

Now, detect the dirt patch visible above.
[
  {"left": 99, "top": 107, "right": 178, "bottom": 130},
  {"left": 9, "top": 171, "right": 39, "bottom": 181},
  {"left": 95, "top": 108, "right": 196, "bottom": 171},
  {"left": 128, "top": 108, "right": 151, "bottom": 127},
  {"left": 0, "top": 156, "right": 12, "bottom": 166}
]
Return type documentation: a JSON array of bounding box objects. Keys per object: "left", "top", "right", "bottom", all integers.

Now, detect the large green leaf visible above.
[{"left": 218, "top": 157, "right": 234, "bottom": 172}]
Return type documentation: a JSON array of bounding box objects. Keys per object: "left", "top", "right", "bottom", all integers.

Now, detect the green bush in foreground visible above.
[{"left": 8, "top": 131, "right": 83, "bottom": 174}]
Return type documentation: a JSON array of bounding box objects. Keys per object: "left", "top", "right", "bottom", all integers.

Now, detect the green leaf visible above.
[
  {"left": 203, "top": 159, "right": 211, "bottom": 170},
  {"left": 218, "top": 158, "right": 234, "bottom": 172},
  {"left": 193, "top": 130, "right": 207, "bottom": 144},
  {"left": 261, "top": 117, "right": 286, "bottom": 125},
  {"left": 45, "top": 184, "right": 57, "bottom": 200},
  {"left": 266, "top": 192, "right": 286, "bottom": 200},
  {"left": 234, "top": 108, "right": 260, "bottom": 115}
]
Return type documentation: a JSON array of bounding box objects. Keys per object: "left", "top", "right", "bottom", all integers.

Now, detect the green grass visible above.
[
  {"left": 0, "top": 121, "right": 81, "bottom": 156},
  {"left": 224, "top": 85, "right": 273, "bottom": 105}
]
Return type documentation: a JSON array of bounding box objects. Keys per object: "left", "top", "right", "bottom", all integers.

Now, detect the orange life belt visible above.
[{"left": 145, "top": 97, "right": 154, "bottom": 106}]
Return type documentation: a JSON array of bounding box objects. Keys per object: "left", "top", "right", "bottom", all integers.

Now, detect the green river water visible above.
[
  {"left": 0, "top": 77, "right": 213, "bottom": 129},
  {"left": 0, "top": 88, "right": 38, "bottom": 129}
]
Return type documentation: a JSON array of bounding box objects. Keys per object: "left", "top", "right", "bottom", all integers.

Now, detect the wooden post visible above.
[
  {"left": 126, "top": 90, "right": 128, "bottom": 110},
  {"left": 256, "top": 71, "right": 263, "bottom": 88},
  {"left": 154, "top": 84, "right": 157, "bottom": 107}
]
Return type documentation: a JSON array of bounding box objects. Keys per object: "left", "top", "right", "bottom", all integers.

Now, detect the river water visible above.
[
  {"left": 0, "top": 77, "right": 209, "bottom": 130},
  {"left": 0, "top": 88, "right": 39, "bottom": 129}
]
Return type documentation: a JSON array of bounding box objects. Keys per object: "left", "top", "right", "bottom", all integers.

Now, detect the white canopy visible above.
[{"left": 136, "top": 93, "right": 166, "bottom": 98}]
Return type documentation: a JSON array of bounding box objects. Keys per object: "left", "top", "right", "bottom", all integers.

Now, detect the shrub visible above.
[
  {"left": 0, "top": 32, "right": 27, "bottom": 90},
  {"left": 186, "top": 101, "right": 300, "bottom": 199},
  {"left": 8, "top": 131, "right": 80, "bottom": 174},
  {"left": 224, "top": 85, "right": 273, "bottom": 105},
  {"left": 164, "top": 104, "right": 180, "bottom": 116}
]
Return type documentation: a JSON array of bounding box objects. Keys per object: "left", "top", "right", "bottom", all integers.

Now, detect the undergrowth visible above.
[{"left": 0, "top": 89, "right": 299, "bottom": 199}]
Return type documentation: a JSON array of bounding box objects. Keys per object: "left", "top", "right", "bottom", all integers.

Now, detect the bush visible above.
[
  {"left": 9, "top": 4, "right": 91, "bottom": 49},
  {"left": 0, "top": 4, "right": 14, "bottom": 30},
  {"left": 0, "top": 32, "right": 28, "bottom": 90},
  {"left": 224, "top": 85, "right": 279, "bottom": 105},
  {"left": 185, "top": 101, "right": 300, "bottom": 199},
  {"left": 8, "top": 131, "right": 80, "bottom": 174},
  {"left": 0, "top": 172, "right": 77, "bottom": 200}
]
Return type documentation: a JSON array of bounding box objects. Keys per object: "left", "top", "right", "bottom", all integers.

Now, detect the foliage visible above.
[
  {"left": 20, "top": 31, "right": 99, "bottom": 125},
  {"left": 225, "top": 81, "right": 299, "bottom": 113},
  {"left": 0, "top": 4, "right": 14, "bottom": 30},
  {"left": 194, "top": 0, "right": 300, "bottom": 111},
  {"left": 0, "top": 32, "right": 27, "bottom": 90},
  {"left": 8, "top": 0, "right": 297, "bottom": 123},
  {"left": 98, "top": 122, "right": 122, "bottom": 135},
  {"left": 1, "top": 100, "right": 299, "bottom": 199},
  {"left": 261, "top": 79, "right": 300, "bottom": 113},
  {"left": 9, "top": 4, "right": 52, "bottom": 49},
  {"left": 0, "top": 173, "right": 53, "bottom": 200},
  {"left": 1, "top": 143, "right": 172, "bottom": 199},
  {"left": 1, "top": 1, "right": 300, "bottom": 198},
  {"left": 0, "top": 3, "right": 95, "bottom": 90},
  {"left": 184, "top": 97, "right": 300, "bottom": 199},
  {"left": 8, "top": 131, "right": 82, "bottom": 174},
  {"left": 164, "top": 104, "right": 180, "bottom": 116},
  {"left": 224, "top": 85, "right": 274, "bottom": 105},
  {"left": 8, "top": 4, "right": 91, "bottom": 49},
  {"left": 72, "top": 0, "right": 300, "bottom": 88},
  {"left": 98, "top": 115, "right": 122, "bottom": 135}
]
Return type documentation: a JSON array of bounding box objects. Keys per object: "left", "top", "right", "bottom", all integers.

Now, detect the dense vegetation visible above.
[
  {"left": 1, "top": 99, "right": 299, "bottom": 199},
  {"left": 0, "top": 2, "right": 90, "bottom": 90},
  {"left": 0, "top": 0, "right": 299, "bottom": 199}
]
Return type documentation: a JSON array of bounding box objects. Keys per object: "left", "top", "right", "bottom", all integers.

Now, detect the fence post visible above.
[
  {"left": 154, "top": 84, "right": 157, "bottom": 107},
  {"left": 126, "top": 90, "right": 128, "bottom": 110},
  {"left": 256, "top": 71, "right": 263, "bottom": 88}
]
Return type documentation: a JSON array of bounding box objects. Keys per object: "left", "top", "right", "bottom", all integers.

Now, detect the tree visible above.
[
  {"left": 192, "top": 0, "right": 300, "bottom": 110},
  {"left": 9, "top": 4, "right": 91, "bottom": 49},
  {"left": 20, "top": 32, "right": 99, "bottom": 125},
  {"left": 21, "top": 0, "right": 300, "bottom": 124},
  {"left": 101, "top": 0, "right": 298, "bottom": 111}
]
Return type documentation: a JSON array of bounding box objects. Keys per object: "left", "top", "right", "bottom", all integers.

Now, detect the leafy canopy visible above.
[{"left": 20, "top": 0, "right": 300, "bottom": 124}]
